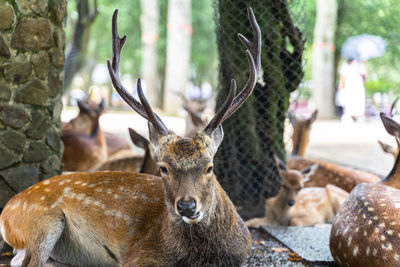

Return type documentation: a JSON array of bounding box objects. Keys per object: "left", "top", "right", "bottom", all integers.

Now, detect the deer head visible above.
[
  {"left": 275, "top": 156, "right": 318, "bottom": 206},
  {"left": 107, "top": 8, "right": 260, "bottom": 224},
  {"left": 64, "top": 99, "right": 106, "bottom": 134},
  {"left": 289, "top": 110, "right": 318, "bottom": 157}
]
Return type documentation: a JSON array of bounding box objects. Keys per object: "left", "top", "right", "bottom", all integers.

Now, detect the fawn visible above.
[
  {"left": 0, "top": 8, "right": 261, "bottom": 267},
  {"left": 93, "top": 128, "right": 159, "bottom": 176},
  {"left": 63, "top": 99, "right": 131, "bottom": 157},
  {"left": 287, "top": 111, "right": 380, "bottom": 192},
  {"left": 62, "top": 99, "right": 108, "bottom": 171},
  {"left": 246, "top": 157, "right": 348, "bottom": 228},
  {"left": 330, "top": 113, "right": 400, "bottom": 266}
]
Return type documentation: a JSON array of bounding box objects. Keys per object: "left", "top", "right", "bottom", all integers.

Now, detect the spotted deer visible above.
[
  {"left": 330, "top": 113, "right": 400, "bottom": 267},
  {"left": 0, "top": 8, "right": 260, "bottom": 267},
  {"left": 287, "top": 111, "right": 381, "bottom": 192},
  {"left": 245, "top": 157, "right": 348, "bottom": 228},
  {"left": 63, "top": 99, "right": 131, "bottom": 157},
  {"left": 93, "top": 128, "right": 159, "bottom": 176},
  {"left": 62, "top": 99, "right": 108, "bottom": 171}
]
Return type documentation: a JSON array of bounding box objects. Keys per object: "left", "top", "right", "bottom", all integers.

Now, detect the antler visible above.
[
  {"left": 107, "top": 10, "right": 168, "bottom": 135},
  {"left": 203, "top": 7, "right": 261, "bottom": 134}
]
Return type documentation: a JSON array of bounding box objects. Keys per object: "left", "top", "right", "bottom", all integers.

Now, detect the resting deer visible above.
[
  {"left": 330, "top": 113, "right": 400, "bottom": 267},
  {"left": 62, "top": 99, "right": 108, "bottom": 171},
  {"left": 0, "top": 8, "right": 261, "bottom": 266},
  {"left": 93, "top": 128, "right": 159, "bottom": 176},
  {"left": 287, "top": 111, "right": 380, "bottom": 192},
  {"left": 63, "top": 99, "right": 131, "bottom": 157},
  {"left": 245, "top": 157, "right": 348, "bottom": 228}
]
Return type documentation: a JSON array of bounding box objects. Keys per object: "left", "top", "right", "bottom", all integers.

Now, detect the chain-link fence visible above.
[{"left": 213, "top": 0, "right": 309, "bottom": 220}]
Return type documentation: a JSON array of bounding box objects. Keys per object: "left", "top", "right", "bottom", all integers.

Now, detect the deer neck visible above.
[
  {"left": 381, "top": 151, "right": 400, "bottom": 189},
  {"left": 90, "top": 119, "right": 106, "bottom": 149},
  {"left": 267, "top": 188, "right": 291, "bottom": 224},
  {"left": 292, "top": 127, "right": 309, "bottom": 157}
]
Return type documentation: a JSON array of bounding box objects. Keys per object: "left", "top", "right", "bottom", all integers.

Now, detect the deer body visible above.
[
  {"left": 330, "top": 113, "right": 400, "bottom": 267},
  {"left": 246, "top": 158, "right": 349, "bottom": 228},
  {"left": 0, "top": 8, "right": 261, "bottom": 266}
]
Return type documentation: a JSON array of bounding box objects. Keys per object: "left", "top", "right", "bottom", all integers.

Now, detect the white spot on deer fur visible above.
[
  {"left": 34, "top": 185, "right": 40, "bottom": 190},
  {"left": 368, "top": 207, "right": 374, "bottom": 212},
  {"left": 10, "top": 249, "right": 25, "bottom": 266},
  {"left": 83, "top": 198, "right": 92, "bottom": 205},
  {"left": 106, "top": 189, "right": 112, "bottom": 194},
  {"left": 59, "top": 181, "right": 65, "bottom": 186},
  {"left": 373, "top": 248, "right": 377, "bottom": 256},
  {"left": 380, "top": 235, "right": 386, "bottom": 241},
  {"left": 41, "top": 196, "right": 45, "bottom": 200},
  {"left": 44, "top": 188, "right": 50, "bottom": 192},
  {"left": 43, "top": 180, "right": 50, "bottom": 185},
  {"left": 343, "top": 226, "right": 350, "bottom": 234},
  {"left": 22, "top": 201, "right": 28, "bottom": 210},
  {"left": 374, "top": 227, "right": 379, "bottom": 233},
  {"left": 394, "top": 254, "right": 400, "bottom": 261},
  {"left": 366, "top": 247, "right": 370, "bottom": 256},
  {"left": 382, "top": 243, "right": 392, "bottom": 250},
  {"left": 379, "top": 222, "right": 385, "bottom": 228},
  {"left": 368, "top": 220, "right": 372, "bottom": 225},
  {"left": 363, "top": 231, "right": 368, "bottom": 237},
  {"left": 76, "top": 194, "right": 85, "bottom": 201},
  {"left": 65, "top": 179, "right": 72, "bottom": 183},
  {"left": 93, "top": 200, "right": 101, "bottom": 207},
  {"left": 89, "top": 184, "right": 96, "bottom": 188},
  {"left": 347, "top": 236, "right": 352, "bottom": 247},
  {"left": 81, "top": 183, "right": 88, "bottom": 186},
  {"left": 387, "top": 229, "right": 394, "bottom": 235},
  {"left": 95, "top": 188, "right": 103, "bottom": 192},
  {"left": 373, "top": 216, "right": 378, "bottom": 220},
  {"left": 353, "top": 246, "right": 358, "bottom": 256},
  {"left": 355, "top": 227, "right": 359, "bottom": 233},
  {"left": 362, "top": 214, "right": 366, "bottom": 219},
  {"left": 74, "top": 181, "right": 82, "bottom": 185},
  {"left": 113, "top": 194, "right": 120, "bottom": 199}
]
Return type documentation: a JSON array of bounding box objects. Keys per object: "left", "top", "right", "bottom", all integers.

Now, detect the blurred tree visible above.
[
  {"left": 63, "top": 0, "right": 98, "bottom": 93},
  {"left": 214, "top": 0, "right": 305, "bottom": 219}
]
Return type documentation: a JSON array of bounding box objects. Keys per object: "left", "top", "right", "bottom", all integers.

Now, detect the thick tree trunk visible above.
[
  {"left": 311, "top": 0, "right": 337, "bottom": 118},
  {"left": 140, "top": 0, "right": 160, "bottom": 107},
  {"left": 0, "top": 0, "right": 66, "bottom": 207},
  {"left": 163, "top": 0, "right": 192, "bottom": 114},
  {"left": 63, "top": 0, "right": 98, "bottom": 93},
  {"left": 214, "top": 0, "right": 304, "bottom": 220}
]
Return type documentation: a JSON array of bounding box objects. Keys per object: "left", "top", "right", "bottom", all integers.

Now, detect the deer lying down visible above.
[
  {"left": 0, "top": 8, "right": 261, "bottom": 266},
  {"left": 62, "top": 100, "right": 108, "bottom": 171},
  {"left": 246, "top": 157, "right": 349, "bottom": 228},
  {"left": 93, "top": 128, "right": 159, "bottom": 176},
  {"left": 330, "top": 113, "right": 400, "bottom": 267},
  {"left": 63, "top": 99, "right": 131, "bottom": 157},
  {"left": 287, "top": 111, "right": 381, "bottom": 192}
]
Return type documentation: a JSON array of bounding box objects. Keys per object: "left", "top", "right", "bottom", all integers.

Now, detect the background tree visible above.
[{"left": 214, "top": 0, "right": 305, "bottom": 219}]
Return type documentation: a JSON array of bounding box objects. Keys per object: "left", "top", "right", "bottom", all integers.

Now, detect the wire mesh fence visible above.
[{"left": 212, "top": 0, "right": 309, "bottom": 219}]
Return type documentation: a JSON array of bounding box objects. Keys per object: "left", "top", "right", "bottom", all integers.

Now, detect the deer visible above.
[
  {"left": 62, "top": 99, "right": 108, "bottom": 171},
  {"left": 287, "top": 111, "right": 381, "bottom": 192},
  {"left": 330, "top": 113, "right": 400, "bottom": 267},
  {"left": 0, "top": 8, "right": 261, "bottom": 267},
  {"left": 93, "top": 128, "right": 159, "bottom": 176},
  {"left": 245, "top": 157, "right": 349, "bottom": 228},
  {"left": 63, "top": 98, "right": 131, "bottom": 157},
  {"left": 378, "top": 139, "right": 399, "bottom": 159},
  {"left": 180, "top": 93, "right": 210, "bottom": 137}
]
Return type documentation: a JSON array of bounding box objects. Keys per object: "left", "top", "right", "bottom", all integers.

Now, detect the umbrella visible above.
[{"left": 341, "top": 34, "right": 386, "bottom": 60}]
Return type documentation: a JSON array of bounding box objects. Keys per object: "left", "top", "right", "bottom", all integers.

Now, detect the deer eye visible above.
[
  {"left": 206, "top": 166, "right": 213, "bottom": 174},
  {"left": 160, "top": 166, "right": 168, "bottom": 174}
]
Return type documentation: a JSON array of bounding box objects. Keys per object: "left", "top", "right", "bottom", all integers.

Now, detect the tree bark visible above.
[
  {"left": 140, "top": 0, "right": 160, "bottom": 107},
  {"left": 63, "top": 0, "right": 98, "bottom": 93},
  {"left": 311, "top": 0, "right": 338, "bottom": 118},
  {"left": 214, "top": 0, "right": 304, "bottom": 219},
  {"left": 163, "top": 0, "right": 192, "bottom": 114}
]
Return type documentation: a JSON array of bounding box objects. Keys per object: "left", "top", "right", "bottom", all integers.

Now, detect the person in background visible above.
[{"left": 337, "top": 58, "right": 367, "bottom": 122}]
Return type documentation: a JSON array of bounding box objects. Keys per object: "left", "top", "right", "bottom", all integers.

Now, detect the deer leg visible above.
[
  {"left": 22, "top": 214, "right": 65, "bottom": 267},
  {"left": 245, "top": 217, "right": 269, "bottom": 228}
]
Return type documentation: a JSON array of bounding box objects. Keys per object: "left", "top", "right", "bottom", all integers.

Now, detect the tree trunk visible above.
[
  {"left": 140, "top": 0, "right": 160, "bottom": 107},
  {"left": 214, "top": 0, "right": 304, "bottom": 220},
  {"left": 163, "top": 0, "right": 192, "bottom": 114},
  {"left": 63, "top": 0, "right": 98, "bottom": 93},
  {"left": 0, "top": 0, "right": 66, "bottom": 207},
  {"left": 311, "top": 0, "right": 337, "bottom": 118}
]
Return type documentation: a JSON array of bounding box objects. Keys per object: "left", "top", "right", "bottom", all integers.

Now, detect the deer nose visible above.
[
  {"left": 177, "top": 198, "right": 197, "bottom": 217},
  {"left": 288, "top": 200, "right": 295, "bottom": 206}
]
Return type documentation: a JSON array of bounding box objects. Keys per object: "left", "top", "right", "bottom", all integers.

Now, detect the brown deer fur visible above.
[
  {"left": 287, "top": 111, "right": 381, "bottom": 192},
  {"left": 63, "top": 99, "right": 131, "bottom": 157},
  {"left": 330, "top": 113, "right": 400, "bottom": 267},
  {"left": 0, "top": 8, "right": 261, "bottom": 266},
  {"left": 246, "top": 158, "right": 348, "bottom": 227}
]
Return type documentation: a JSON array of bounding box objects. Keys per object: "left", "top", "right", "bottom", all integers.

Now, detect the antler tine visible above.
[
  {"left": 204, "top": 80, "right": 237, "bottom": 134},
  {"left": 106, "top": 10, "right": 149, "bottom": 120},
  {"left": 137, "top": 79, "right": 169, "bottom": 135},
  {"left": 238, "top": 7, "right": 261, "bottom": 72}
]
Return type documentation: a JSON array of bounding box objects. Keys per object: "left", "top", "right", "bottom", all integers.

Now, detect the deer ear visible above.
[
  {"left": 209, "top": 125, "right": 224, "bottom": 152},
  {"left": 274, "top": 155, "right": 287, "bottom": 173},
  {"left": 128, "top": 128, "right": 149, "bottom": 149},
  {"left": 301, "top": 164, "right": 319, "bottom": 183},
  {"left": 310, "top": 110, "right": 318, "bottom": 124},
  {"left": 381, "top": 113, "right": 400, "bottom": 138},
  {"left": 77, "top": 100, "right": 91, "bottom": 114}
]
